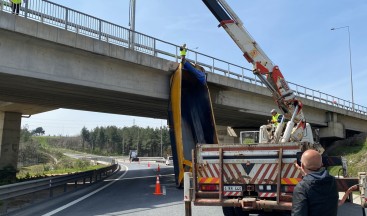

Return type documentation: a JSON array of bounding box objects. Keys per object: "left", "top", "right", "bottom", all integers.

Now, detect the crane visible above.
[{"left": 202, "top": 0, "right": 306, "bottom": 143}]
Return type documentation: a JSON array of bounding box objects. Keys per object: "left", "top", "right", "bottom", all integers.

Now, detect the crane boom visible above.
[{"left": 202, "top": 0, "right": 306, "bottom": 142}]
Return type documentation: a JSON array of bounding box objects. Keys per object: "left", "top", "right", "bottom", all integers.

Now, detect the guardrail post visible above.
[
  {"left": 64, "top": 183, "right": 67, "bottom": 192},
  {"left": 1, "top": 199, "right": 8, "bottom": 215},
  {"left": 151, "top": 39, "right": 156, "bottom": 56},
  {"left": 98, "top": 20, "right": 102, "bottom": 40},
  {"left": 49, "top": 179, "right": 53, "bottom": 197},
  {"left": 24, "top": 0, "right": 28, "bottom": 18},
  {"left": 65, "top": 9, "right": 68, "bottom": 30},
  {"left": 175, "top": 46, "right": 178, "bottom": 63},
  {"left": 75, "top": 180, "right": 78, "bottom": 189},
  {"left": 212, "top": 58, "right": 215, "bottom": 73}
]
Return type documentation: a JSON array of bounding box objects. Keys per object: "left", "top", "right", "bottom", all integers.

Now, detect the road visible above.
[{"left": 10, "top": 160, "right": 365, "bottom": 216}]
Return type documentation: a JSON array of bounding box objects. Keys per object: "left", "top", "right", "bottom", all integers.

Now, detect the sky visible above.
[{"left": 22, "top": 0, "right": 367, "bottom": 136}]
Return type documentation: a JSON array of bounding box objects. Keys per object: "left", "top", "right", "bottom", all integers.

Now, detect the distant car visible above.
[{"left": 165, "top": 156, "right": 173, "bottom": 166}]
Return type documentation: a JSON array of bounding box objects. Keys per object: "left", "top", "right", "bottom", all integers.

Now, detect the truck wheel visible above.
[
  {"left": 264, "top": 211, "right": 291, "bottom": 216},
  {"left": 222, "top": 207, "right": 235, "bottom": 216},
  {"left": 234, "top": 207, "right": 250, "bottom": 216}
]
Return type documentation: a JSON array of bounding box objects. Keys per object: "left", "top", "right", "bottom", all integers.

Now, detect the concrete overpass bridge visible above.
[{"left": 0, "top": 0, "right": 366, "bottom": 177}]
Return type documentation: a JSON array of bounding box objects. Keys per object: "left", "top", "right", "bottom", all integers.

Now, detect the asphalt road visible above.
[{"left": 10, "top": 160, "right": 365, "bottom": 216}]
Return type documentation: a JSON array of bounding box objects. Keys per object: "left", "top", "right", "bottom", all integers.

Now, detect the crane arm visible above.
[{"left": 202, "top": 0, "right": 306, "bottom": 142}]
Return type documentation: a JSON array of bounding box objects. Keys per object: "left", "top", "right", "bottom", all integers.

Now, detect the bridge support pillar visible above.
[
  {"left": 0, "top": 112, "right": 21, "bottom": 181},
  {"left": 319, "top": 112, "right": 345, "bottom": 139}
]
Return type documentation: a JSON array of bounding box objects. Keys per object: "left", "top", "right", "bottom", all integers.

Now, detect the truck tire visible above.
[
  {"left": 264, "top": 211, "right": 291, "bottom": 216},
  {"left": 222, "top": 207, "right": 235, "bottom": 216},
  {"left": 234, "top": 207, "right": 250, "bottom": 216},
  {"left": 222, "top": 207, "right": 250, "bottom": 216}
]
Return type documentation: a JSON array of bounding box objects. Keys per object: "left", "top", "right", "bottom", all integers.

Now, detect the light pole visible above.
[
  {"left": 129, "top": 0, "right": 136, "bottom": 49},
  {"left": 160, "top": 120, "right": 163, "bottom": 157},
  {"left": 331, "top": 26, "right": 354, "bottom": 110}
]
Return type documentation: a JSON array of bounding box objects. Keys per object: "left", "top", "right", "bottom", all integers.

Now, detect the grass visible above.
[
  {"left": 17, "top": 138, "right": 108, "bottom": 180},
  {"left": 327, "top": 133, "right": 367, "bottom": 177},
  {"left": 17, "top": 163, "right": 107, "bottom": 179}
]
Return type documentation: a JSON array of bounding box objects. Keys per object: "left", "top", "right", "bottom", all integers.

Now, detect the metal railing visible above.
[
  {"left": 1, "top": 0, "right": 366, "bottom": 115},
  {"left": 0, "top": 163, "right": 118, "bottom": 214}
]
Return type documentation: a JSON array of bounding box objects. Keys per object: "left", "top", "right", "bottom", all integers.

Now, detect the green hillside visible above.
[{"left": 327, "top": 133, "right": 367, "bottom": 177}]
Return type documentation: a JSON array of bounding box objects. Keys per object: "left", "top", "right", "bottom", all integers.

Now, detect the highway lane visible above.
[
  {"left": 11, "top": 160, "right": 364, "bottom": 216},
  {"left": 36, "top": 161, "right": 222, "bottom": 216}
]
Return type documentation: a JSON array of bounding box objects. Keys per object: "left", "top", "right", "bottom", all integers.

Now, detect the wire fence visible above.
[{"left": 1, "top": 0, "right": 366, "bottom": 115}]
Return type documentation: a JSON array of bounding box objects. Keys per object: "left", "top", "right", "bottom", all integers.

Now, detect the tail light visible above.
[
  {"left": 200, "top": 184, "right": 219, "bottom": 191},
  {"left": 283, "top": 185, "right": 295, "bottom": 193},
  {"left": 246, "top": 185, "right": 255, "bottom": 191}
]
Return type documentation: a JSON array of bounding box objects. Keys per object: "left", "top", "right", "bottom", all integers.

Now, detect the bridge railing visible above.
[{"left": 1, "top": 0, "right": 366, "bottom": 115}]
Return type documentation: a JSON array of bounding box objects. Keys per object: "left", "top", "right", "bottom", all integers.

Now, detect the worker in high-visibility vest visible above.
[
  {"left": 270, "top": 109, "right": 282, "bottom": 126},
  {"left": 180, "top": 44, "right": 187, "bottom": 62},
  {"left": 11, "top": 0, "right": 22, "bottom": 15}
]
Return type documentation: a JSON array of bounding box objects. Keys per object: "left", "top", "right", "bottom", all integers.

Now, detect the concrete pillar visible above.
[
  {"left": 319, "top": 112, "right": 345, "bottom": 139},
  {"left": 0, "top": 111, "right": 22, "bottom": 180}
]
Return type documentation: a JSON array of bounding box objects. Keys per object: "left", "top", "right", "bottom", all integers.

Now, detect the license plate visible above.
[{"left": 224, "top": 186, "right": 242, "bottom": 192}]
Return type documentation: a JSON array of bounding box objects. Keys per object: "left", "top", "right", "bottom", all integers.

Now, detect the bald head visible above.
[{"left": 301, "top": 150, "right": 322, "bottom": 172}]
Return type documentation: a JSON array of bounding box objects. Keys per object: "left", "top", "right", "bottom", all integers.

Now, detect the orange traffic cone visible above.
[
  {"left": 148, "top": 162, "right": 150, "bottom": 167},
  {"left": 153, "top": 175, "right": 163, "bottom": 195},
  {"left": 157, "top": 164, "right": 160, "bottom": 172}
]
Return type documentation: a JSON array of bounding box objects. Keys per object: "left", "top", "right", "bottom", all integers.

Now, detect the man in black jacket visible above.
[{"left": 292, "top": 149, "right": 339, "bottom": 216}]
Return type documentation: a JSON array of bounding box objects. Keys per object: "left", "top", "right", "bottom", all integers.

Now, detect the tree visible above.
[
  {"left": 32, "top": 127, "right": 45, "bottom": 136},
  {"left": 20, "top": 125, "right": 32, "bottom": 142},
  {"left": 81, "top": 127, "right": 90, "bottom": 150},
  {"left": 106, "top": 126, "right": 121, "bottom": 152},
  {"left": 77, "top": 125, "right": 171, "bottom": 156}
]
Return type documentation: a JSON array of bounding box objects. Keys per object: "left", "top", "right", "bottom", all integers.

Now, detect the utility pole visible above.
[
  {"left": 137, "top": 127, "right": 139, "bottom": 155},
  {"left": 160, "top": 120, "right": 163, "bottom": 157},
  {"left": 331, "top": 26, "right": 354, "bottom": 111},
  {"left": 129, "top": 0, "right": 136, "bottom": 50}
]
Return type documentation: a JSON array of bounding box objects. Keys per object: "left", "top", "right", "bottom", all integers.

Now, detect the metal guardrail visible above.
[
  {"left": 0, "top": 163, "right": 118, "bottom": 214},
  {"left": 0, "top": 0, "right": 366, "bottom": 115},
  {"left": 138, "top": 157, "right": 165, "bottom": 162}
]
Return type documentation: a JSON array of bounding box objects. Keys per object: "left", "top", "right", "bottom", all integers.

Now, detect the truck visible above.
[
  {"left": 129, "top": 150, "right": 139, "bottom": 162},
  {"left": 180, "top": 0, "right": 367, "bottom": 215}
]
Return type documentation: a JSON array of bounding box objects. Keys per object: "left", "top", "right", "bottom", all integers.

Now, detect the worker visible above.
[
  {"left": 11, "top": 0, "right": 22, "bottom": 15},
  {"left": 180, "top": 43, "right": 187, "bottom": 63},
  {"left": 270, "top": 109, "right": 282, "bottom": 126},
  {"left": 292, "top": 149, "right": 338, "bottom": 216}
]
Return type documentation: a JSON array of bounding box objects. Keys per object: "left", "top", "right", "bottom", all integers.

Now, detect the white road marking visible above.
[
  {"left": 42, "top": 164, "right": 129, "bottom": 216},
  {"left": 122, "top": 173, "right": 174, "bottom": 180}
]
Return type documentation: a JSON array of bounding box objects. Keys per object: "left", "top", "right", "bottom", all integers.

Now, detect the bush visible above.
[{"left": 74, "top": 159, "right": 91, "bottom": 170}]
